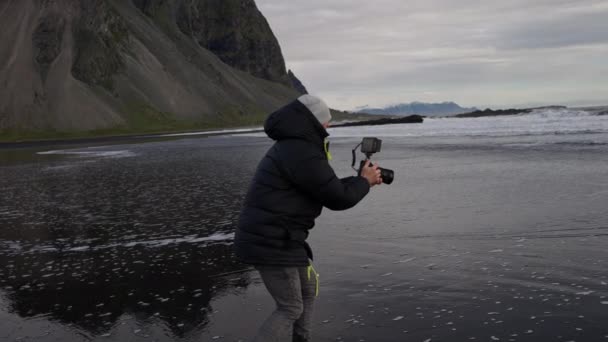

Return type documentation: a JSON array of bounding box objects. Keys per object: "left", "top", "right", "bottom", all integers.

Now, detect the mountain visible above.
[
  {"left": 357, "top": 102, "right": 478, "bottom": 117},
  {"left": 287, "top": 69, "right": 308, "bottom": 95},
  {"left": 0, "top": 0, "right": 303, "bottom": 139}
]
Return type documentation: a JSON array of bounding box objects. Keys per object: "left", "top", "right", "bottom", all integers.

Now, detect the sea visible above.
[{"left": 1, "top": 106, "right": 607, "bottom": 341}]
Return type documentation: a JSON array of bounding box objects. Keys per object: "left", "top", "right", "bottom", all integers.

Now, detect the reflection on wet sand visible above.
[
  {"left": 0, "top": 138, "right": 267, "bottom": 339},
  {"left": 1, "top": 243, "right": 251, "bottom": 336}
]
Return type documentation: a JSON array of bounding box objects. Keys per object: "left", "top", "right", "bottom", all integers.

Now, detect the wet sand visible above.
[{"left": 1, "top": 130, "right": 608, "bottom": 341}]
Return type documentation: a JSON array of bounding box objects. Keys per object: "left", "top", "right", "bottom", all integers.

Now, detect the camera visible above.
[{"left": 351, "top": 137, "right": 394, "bottom": 185}]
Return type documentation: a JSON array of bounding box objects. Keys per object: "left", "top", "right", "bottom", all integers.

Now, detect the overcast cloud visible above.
[{"left": 256, "top": 0, "right": 608, "bottom": 110}]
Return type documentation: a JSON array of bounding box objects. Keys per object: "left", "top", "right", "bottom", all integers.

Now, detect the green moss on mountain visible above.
[{"left": 0, "top": 101, "right": 271, "bottom": 143}]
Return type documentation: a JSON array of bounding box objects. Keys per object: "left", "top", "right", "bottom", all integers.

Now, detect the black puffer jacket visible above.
[{"left": 235, "top": 99, "right": 370, "bottom": 267}]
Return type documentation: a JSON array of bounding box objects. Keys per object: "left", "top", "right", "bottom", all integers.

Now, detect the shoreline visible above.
[
  {"left": 0, "top": 117, "right": 425, "bottom": 149},
  {"left": 0, "top": 127, "right": 264, "bottom": 150},
  {"left": 330, "top": 114, "right": 423, "bottom": 127}
]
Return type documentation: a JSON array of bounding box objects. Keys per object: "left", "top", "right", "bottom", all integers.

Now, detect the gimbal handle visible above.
[{"left": 352, "top": 142, "right": 374, "bottom": 172}]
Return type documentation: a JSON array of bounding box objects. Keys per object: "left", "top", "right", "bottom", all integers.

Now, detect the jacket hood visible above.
[{"left": 264, "top": 99, "right": 329, "bottom": 145}]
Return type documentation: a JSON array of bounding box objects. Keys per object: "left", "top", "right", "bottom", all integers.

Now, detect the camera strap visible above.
[
  {"left": 351, "top": 142, "right": 362, "bottom": 171},
  {"left": 324, "top": 139, "right": 333, "bottom": 161}
]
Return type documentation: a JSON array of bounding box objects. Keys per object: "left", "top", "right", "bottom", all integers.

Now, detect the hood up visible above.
[{"left": 264, "top": 99, "right": 329, "bottom": 146}]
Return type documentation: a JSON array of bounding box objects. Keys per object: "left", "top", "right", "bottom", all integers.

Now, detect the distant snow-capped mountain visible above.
[{"left": 356, "top": 102, "right": 478, "bottom": 116}]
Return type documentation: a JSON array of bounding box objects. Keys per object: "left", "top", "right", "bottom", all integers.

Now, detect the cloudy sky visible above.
[{"left": 256, "top": 0, "right": 608, "bottom": 110}]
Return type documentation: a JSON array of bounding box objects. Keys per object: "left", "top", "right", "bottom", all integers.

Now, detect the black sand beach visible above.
[{"left": 1, "top": 117, "right": 608, "bottom": 341}]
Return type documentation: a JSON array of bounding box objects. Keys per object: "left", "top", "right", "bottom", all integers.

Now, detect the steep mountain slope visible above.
[
  {"left": 287, "top": 70, "right": 308, "bottom": 95},
  {"left": 0, "top": 0, "right": 301, "bottom": 138}
]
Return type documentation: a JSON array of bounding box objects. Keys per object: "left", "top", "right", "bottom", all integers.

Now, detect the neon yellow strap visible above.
[
  {"left": 324, "top": 139, "right": 333, "bottom": 161},
  {"left": 307, "top": 263, "right": 320, "bottom": 297}
]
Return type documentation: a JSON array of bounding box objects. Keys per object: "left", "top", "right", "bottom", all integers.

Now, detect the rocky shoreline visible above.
[
  {"left": 332, "top": 115, "right": 424, "bottom": 127},
  {"left": 455, "top": 106, "right": 567, "bottom": 118},
  {"left": 0, "top": 115, "right": 426, "bottom": 148}
]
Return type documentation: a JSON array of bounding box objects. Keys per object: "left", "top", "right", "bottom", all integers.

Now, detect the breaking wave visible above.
[{"left": 327, "top": 107, "right": 608, "bottom": 139}]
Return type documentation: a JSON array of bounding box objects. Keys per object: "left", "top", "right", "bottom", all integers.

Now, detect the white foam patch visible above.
[
  {"left": 1, "top": 232, "right": 234, "bottom": 254},
  {"left": 41, "top": 164, "right": 81, "bottom": 171},
  {"left": 393, "top": 257, "right": 416, "bottom": 264},
  {"left": 238, "top": 132, "right": 267, "bottom": 138},
  {"left": 120, "top": 233, "right": 234, "bottom": 248},
  {"left": 158, "top": 128, "right": 261, "bottom": 137},
  {"left": 38, "top": 149, "right": 136, "bottom": 158}
]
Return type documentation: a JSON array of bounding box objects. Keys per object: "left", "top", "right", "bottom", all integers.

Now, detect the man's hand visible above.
[{"left": 360, "top": 160, "right": 382, "bottom": 187}]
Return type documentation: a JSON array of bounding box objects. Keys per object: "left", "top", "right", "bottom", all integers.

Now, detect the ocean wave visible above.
[
  {"left": 325, "top": 108, "right": 608, "bottom": 139},
  {"left": 528, "top": 107, "right": 595, "bottom": 118}
]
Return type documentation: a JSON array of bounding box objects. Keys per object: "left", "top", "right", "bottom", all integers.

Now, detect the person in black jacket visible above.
[{"left": 235, "top": 95, "right": 382, "bottom": 342}]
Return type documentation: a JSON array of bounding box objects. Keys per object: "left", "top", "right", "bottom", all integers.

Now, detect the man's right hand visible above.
[{"left": 360, "top": 160, "right": 382, "bottom": 187}]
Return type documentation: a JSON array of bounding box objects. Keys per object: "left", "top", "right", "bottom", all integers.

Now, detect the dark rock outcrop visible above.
[
  {"left": 33, "top": 13, "right": 66, "bottom": 81},
  {"left": 173, "top": 0, "right": 289, "bottom": 85},
  {"left": 333, "top": 115, "right": 424, "bottom": 128},
  {"left": 287, "top": 70, "right": 308, "bottom": 95},
  {"left": 71, "top": 0, "right": 130, "bottom": 91},
  {"left": 0, "top": 0, "right": 299, "bottom": 138},
  {"left": 456, "top": 106, "right": 567, "bottom": 118},
  {"left": 455, "top": 108, "right": 533, "bottom": 118}
]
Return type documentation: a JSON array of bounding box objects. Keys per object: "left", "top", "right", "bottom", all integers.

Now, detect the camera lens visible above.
[{"left": 380, "top": 168, "right": 394, "bottom": 185}]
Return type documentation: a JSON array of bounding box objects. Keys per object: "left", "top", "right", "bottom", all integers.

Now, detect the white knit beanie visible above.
[{"left": 298, "top": 94, "right": 332, "bottom": 125}]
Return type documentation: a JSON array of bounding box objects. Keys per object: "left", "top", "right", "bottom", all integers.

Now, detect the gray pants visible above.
[{"left": 252, "top": 262, "right": 318, "bottom": 342}]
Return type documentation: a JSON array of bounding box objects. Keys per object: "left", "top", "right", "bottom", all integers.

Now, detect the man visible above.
[{"left": 235, "top": 94, "right": 382, "bottom": 342}]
